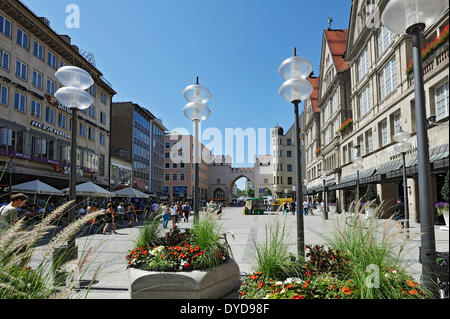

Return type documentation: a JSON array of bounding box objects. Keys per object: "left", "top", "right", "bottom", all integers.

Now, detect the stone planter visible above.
[{"left": 128, "top": 258, "right": 240, "bottom": 299}]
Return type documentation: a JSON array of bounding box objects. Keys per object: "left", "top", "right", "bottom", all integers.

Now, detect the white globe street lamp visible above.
[
  {"left": 278, "top": 48, "right": 313, "bottom": 259},
  {"left": 394, "top": 129, "right": 413, "bottom": 239},
  {"left": 55, "top": 66, "right": 94, "bottom": 260},
  {"left": 183, "top": 77, "right": 211, "bottom": 224},
  {"left": 382, "top": 0, "right": 448, "bottom": 298}
]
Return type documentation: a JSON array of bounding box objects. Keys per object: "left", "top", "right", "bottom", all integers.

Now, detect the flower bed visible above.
[{"left": 337, "top": 118, "right": 353, "bottom": 134}]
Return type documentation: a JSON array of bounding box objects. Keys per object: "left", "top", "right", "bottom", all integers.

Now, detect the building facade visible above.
[
  {"left": 111, "top": 102, "right": 166, "bottom": 195},
  {"left": 307, "top": 0, "right": 449, "bottom": 222},
  {"left": 163, "top": 133, "right": 210, "bottom": 202},
  {"left": 0, "top": 1, "right": 116, "bottom": 192}
]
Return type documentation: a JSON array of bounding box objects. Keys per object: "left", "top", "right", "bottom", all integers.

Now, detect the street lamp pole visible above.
[
  {"left": 183, "top": 77, "right": 211, "bottom": 224},
  {"left": 321, "top": 171, "right": 328, "bottom": 220},
  {"left": 381, "top": 0, "right": 448, "bottom": 298},
  {"left": 278, "top": 48, "right": 314, "bottom": 259}
]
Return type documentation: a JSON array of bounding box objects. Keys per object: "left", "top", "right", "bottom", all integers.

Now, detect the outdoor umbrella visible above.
[
  {"left": 62, "top": 181, "right": 114, "bottom": 198},
  {"left": 113, "top": 187, "right": 150, "bottom": 199},
  {"left": 12, "top": 180, "right": 64, "bottom": 196}
]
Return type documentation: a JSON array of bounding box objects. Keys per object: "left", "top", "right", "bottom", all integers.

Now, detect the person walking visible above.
[
  {"left": 282, "top": 202, "right": 288, "bottom": 215},
  {"left": 182, "top": 202, "right": 191, "bottom": 223},
  {"left": 116, "top": 202, "right": 125, "bottom": 228},
  {"left": 170, "top": 203, "right": 178, "bottom": 229},
  {"left": 161, "top": 203, "right": 170, "bottom": 229},
  {"left": 102, "top": 203, "right": 118, "bottom": 235},
  {"left": 126, "top": 203, "right": 137, "bottom": 228}
]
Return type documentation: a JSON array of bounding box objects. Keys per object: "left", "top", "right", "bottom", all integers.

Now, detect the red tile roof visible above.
[
  {"left": 324, "top": 29, "right": 349, "bottom": 72},
  {"left": 307, "top": 77, "right": 320, "bottom": 113}
]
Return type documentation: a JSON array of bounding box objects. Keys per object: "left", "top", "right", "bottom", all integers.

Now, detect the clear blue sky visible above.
[{"left": 22, "top": 0, "right": 351, "bottom": 166}]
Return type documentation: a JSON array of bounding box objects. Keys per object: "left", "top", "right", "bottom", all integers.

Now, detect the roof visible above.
[
  {"left": 307, "top": 77, "right": 320, "bottom": 113},
  {"left": 324, "top": 29, "right": 349, "bottom": 72}
]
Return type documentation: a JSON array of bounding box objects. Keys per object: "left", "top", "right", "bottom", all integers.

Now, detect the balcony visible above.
[{"left": 408, "top": 40, "right": 449, "bottom": 88}]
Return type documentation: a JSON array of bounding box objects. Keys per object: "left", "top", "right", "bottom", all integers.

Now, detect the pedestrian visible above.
[
  {"left": 126, "top": 202, "right": 137, "bottom": 227},
  {"left": 291, "top": 201, "right": 296, "bottom": 215},
  {"left": 102, "top": 203, "right": 118, "bottom": 235},
  {"left": 393, "top": 199, "right": 405, "bottom": 230},
  {"left": 116, "top": 202, "right": 125, "bottom": 227},
  {"left": 170, "top": 203, "right": 178, "bottom": 229},
  {"left": 182, "top": 202, "right": 191, "bottom": 223},
  {"left": 0, "top": 193, "right": 28, "bottom": 231},
  {"left": 282, "top": 202, "right": 288, "bottom": 215},
  {"left": 176, "top": 203, "right": 183, "bottom": 222},
  {"left": 162, "top": 203, "right": 170, "bottom": 229}
]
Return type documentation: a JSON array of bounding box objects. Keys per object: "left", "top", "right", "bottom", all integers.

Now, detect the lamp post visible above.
[
  {"left": 55, "top": 66, "right": 94, "bottom": 258},
  {"left": 183, "top": 77, "right": 211, "bottom": 224},
  {"left": 278, "top": 48, "right": 314, "bottom": 259},
  {"left": 394, "top": 129, "right": 413, "bottom": 239},
  {"left": 321, "top": 171, "right": 328, "bottom": 220},
  {"left": 352, "top": 145, "right": 364, "bottom": 203},
  {"left": 382, "top": 0, "right": 448, "bottom": 298}
]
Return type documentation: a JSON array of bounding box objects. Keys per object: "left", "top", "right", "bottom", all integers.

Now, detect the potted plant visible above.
[
  {"left": 126, "top": 214, "right": 240, "bottom": 299},
  {"left": 437, "top": 171, "right": 450, "bottom": 230},
  {"left": 363, "top": 184, "right": 379, "bottom": 218}
]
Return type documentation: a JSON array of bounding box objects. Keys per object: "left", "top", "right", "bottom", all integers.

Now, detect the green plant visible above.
[
  {"left": 134, "top": 211, "right": 163, "bottom": 248},
  {"left": 442, "top": 171, "right": 449, "bottom": 203},
  {"left": 324, "top": 203, "right": 429, "bottom": 299},
  {"left": 252, "top": 219, "right": 295, "bottom": 279},
  {"left": 364, "top": 184, "right": 379, "bottom": 208}
]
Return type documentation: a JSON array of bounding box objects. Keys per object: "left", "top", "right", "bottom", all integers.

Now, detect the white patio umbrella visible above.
[
  {"left": 62, "top": 181, "right": 114, "bottom": 198},
  {"left": 113, "top": 187, "right": 150, "bottom": 199},
  {"left": 12, "top": 180, "right": 64, "bottom": 196}
]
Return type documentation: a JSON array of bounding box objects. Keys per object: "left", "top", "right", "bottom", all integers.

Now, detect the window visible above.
[
  {"left": 359, "top": 85, "right": 372, "bottom": 117},
  {"left": 287, "top": 138, "right": 292, "bottom": 146},
  {"left": 287, "top": 164, "right": 293, "bottom": 172},
  {"left": 324, "top": 129, "right": 330, "bottom": 146},
  {"left": 45, "top": 107, "right": 54, "bottom": 124},
  {"left": 379, "top": 120, "right": 388, "bottom": 147},
  {"left": 60, "top": 61, "right": 66, "bottom": 68},
  {"left": 47, "top": 52, "right": 57, "bottom": 69},
  {"left": 79, "top": 123, "right": 86, "bottom": 137},
  {"left": 180, "top": 173, "right": 185, "bottom": 181},
  {"left": 173, "top": 163, "right": 178, "bottom": 169},
  {"left": 88, "top": 85, "right": 96, "bottom": 97},
  {"left": 32, "top": 70, "right": 43, "bottom": 89},
  {"left": 33, "top": 41, "right": 44, "bottom": 60},
  {"left": 31, "top": 100, "right": 41, "bottom": 118},
  {"left": 46, "top": 79, "right": 56, "bottom": 96},
  {"left": 333, "top": 118, "right": 339, "bottom": 135},
  {"left": 173, "top": 174, "right": 178, "bottom": 181},
  {"left": 165, "top": 152, "right": 170, "bottom": 158},
  {"left": 100, "top": 133, "right": 105, "bottom": 145},
  {"left": 332, "top": 91, "right": 338, "bottom": 114},
  {"left": 358, "top": 47, "right": 369, "bottom": 80},
  {"left": 58, "top": 113, "right": 66, "bottom": 129},
  {"left": 14, "top": 92, "right": 26, "bottom": 112},
  {"left": 0, "top": 50, "right": 9, "bottom": 70},
  {"left": 101, "top": 92, "right": 107, "bottom": 104},
  {"left": 287, "top": 150, "right": 292, "bottom": 158},
  {"left": 380, "top": 57, "right": 398, "bottom": 99},
  {"left": 0, "top": 15, "right": 12, "bottom": 38},
  {"left": 15, "top": 60, "right": 27, "bottom": 81},
  {"left": 0, "top": 85, "right": 8, "bottom": 105},
  {"left": 88, "top": 105, "right": 95, "bottom": 119},
  {"left": 100, "top": 112, "right": 106, "bottom": 124},
  {"left": 287, "top": 177, "right": 293, "bottom": 185},
  {"left": 435, "top": 82, "right": 449, "bottom": 120},
  {"left": 365, "top": 129, "right": 374, "bottom": 154},
  {"left": 165, "top": 174, "right": 170, "bottom": 181},
  {"left": 378, "top": 26, "right": 395, "bottom": 56},
  {"left": 17, "top": 28, "right": 29, "bottom": 50},
  {"left": 392, "top": 112, "right": 402, "bottom": 135},
  {"left": 165, "top": 163, "right": 170, "bottom": 168}
]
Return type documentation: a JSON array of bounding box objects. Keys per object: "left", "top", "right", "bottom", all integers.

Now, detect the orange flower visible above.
[
  {"left": 408, "top": 290, "right": 418, "bottom": 295},
  {"left": 303, "top": 283, "right": 308, "bottom": 288},
  {"left": 285, "top": 284, "right": 293, "bottom": 289},
  {"left": 341, "top": 286, "right": 353, "bottom": 295},
  {"left": 258, "top": 282, "right": 264, "bottom": 289},
  {"left": 329, "top": 284, "right": 335, "bottom": 291},
  {"left": 406, "top": 280, "right": 419, "bottom": 288}
]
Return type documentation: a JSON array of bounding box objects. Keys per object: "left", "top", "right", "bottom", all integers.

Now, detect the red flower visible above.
[
  {"left": 292, "top": 295, "right": 304, "bottom": 299},
  {"left": 258, "top": 282, "right": 264, "bottom": 289}
]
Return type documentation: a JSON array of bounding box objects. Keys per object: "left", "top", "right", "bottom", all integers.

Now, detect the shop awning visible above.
[
  {"left": 330, "top": 168, "right": 376, "bottom": 190},
  {"left": 12, "top": 180, "right": 64, "bottom": 196}
]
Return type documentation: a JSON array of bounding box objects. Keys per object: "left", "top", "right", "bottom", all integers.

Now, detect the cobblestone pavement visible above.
[{"left": 28, "top": 207, "right": 449, "bottom": 299}]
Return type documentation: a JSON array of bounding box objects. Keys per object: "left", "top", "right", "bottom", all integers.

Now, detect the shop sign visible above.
[
  {"left": 31, "top": 121, "right": 71, "bottom": 140},
  {"left": 45, "top": 94, "right": 73, "bottom": 115}
]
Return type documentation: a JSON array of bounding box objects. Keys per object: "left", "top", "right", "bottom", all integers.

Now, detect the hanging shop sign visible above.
[{"left": 31, "top": 121, "right": 71, "bottom": 140}]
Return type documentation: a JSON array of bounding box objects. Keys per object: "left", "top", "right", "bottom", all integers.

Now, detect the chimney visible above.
[
  {"left": 59, "top": 35, "right": 71, "bottom": 45},
  {"left": 39, "top": 17, "right": 50, "bottom": 27}
]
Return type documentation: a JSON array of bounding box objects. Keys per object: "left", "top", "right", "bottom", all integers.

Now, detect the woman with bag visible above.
[{"left": 102, "top": 203, "right": 118, "bottom": 235}]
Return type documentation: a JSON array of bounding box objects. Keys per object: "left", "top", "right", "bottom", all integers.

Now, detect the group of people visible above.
[{"left": 158, "top": 202, "right": 192, "bottom": 229}]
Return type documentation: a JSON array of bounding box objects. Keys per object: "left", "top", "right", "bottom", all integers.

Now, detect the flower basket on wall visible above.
[
  {"left": 406, "top": 24, "right": 449, "bottom": 76},
  {"left": 337, "top": 119, "right": 353, "bottom": 135},
  {"left": 315, "top": 147, "right": 322, "bottom": 156}
]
